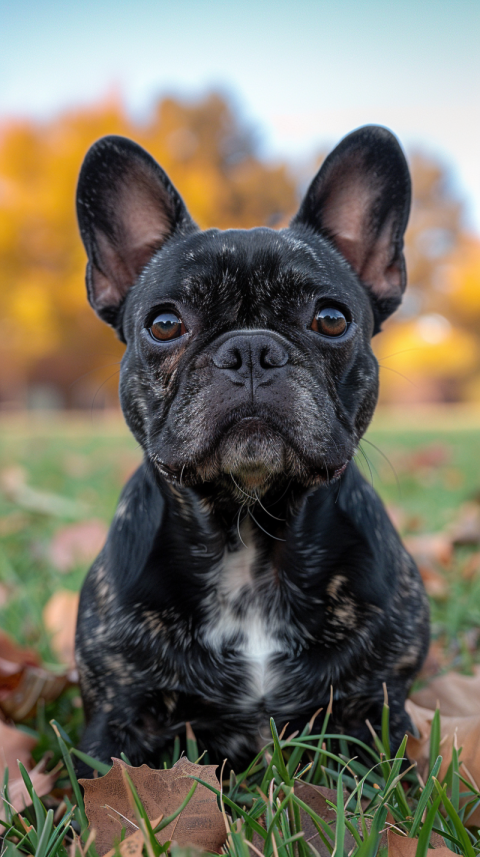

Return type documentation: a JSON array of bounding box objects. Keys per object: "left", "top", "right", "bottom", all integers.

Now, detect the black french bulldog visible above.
[{"left": 75, "top": 125, "right": 429, "bottom": 775}]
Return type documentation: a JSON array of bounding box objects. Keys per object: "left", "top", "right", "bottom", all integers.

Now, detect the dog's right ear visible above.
[{"left": 76, "top": 136, "right": 195, "bottom": 332}]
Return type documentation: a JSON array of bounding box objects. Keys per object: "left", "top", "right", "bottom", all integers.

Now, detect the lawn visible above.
[
  {"left": 0, "top": 409, "right": 479, "bottom": 659},
  {"left": 1, "top": 408, "right": 480, "bottom": 855}
]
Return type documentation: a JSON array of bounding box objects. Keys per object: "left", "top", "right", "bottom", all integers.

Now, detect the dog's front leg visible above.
[
  {"left": 335, "top": 682, "right": 414, "bottom": 760},
  {"left": 75, "top": 709, "right": 126, "bottom": 778},
  {"left": 76, "top": 705, "right": 175, "bottom": 778}
]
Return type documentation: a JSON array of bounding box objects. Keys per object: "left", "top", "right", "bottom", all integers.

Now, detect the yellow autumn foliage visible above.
[
  {"left": 0, "top": 94, "right": 296, "bottom": 407},
  {"left": 0, "top": 95, "right": 479, "bottom": 407}
]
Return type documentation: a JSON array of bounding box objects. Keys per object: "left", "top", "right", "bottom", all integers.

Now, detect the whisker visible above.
[
  {"left": 230, "top": 473, "right": 256, "bottom": 502},
  {"left": 377, "top": 347, "right": 423, "bottom": 362},
  {"left": 254, "top": 490, "right": 285, "bottom": 521},
  {"left": 69, "top": 360, "right": 122, "bottom": 390},
  {"left": 361, "top": 437, "right": 401, "bottom": 498},
  {"left": 356, "top": 445, "right": 374, "bottom": 488},
  {"left": 267, "top": 478, "right": 292, "bottom": 507},
  {"left": 377, "top": 364, "right": 418, "bottom": 387},
  {"left": 90, "top": 368, "right": 121, "bottom": 416},
  {"left": 237, "top": 503, "right": 248, "bottom": 548},
  {"left": 248, "top": 509, "right": 286, "bottom": 542},
  {"left": 359, "top": 442, "right": 381, "bottom": 482}
]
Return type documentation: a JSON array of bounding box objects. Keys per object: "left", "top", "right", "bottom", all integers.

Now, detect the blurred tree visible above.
[
  {"left": 0, "top": 93, "right": 296, "bottom": 409},
  {"left": 374, "top": 153, "right": 480, "bottom": 404},
  {"left": 0, "top": 98, "right": 479, "bottom": 409}
]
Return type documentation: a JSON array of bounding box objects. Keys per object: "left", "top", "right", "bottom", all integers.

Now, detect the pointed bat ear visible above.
[
  {"left": 76, "top": 135, "right": 196, "bottom": 332},
  {"left": 291, "top": 125, "right": 411, "bottom": 330}
]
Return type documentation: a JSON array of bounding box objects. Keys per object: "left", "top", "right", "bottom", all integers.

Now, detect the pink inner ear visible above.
[
  {"left": 119, "top": 182, "right": 174, "bottom": 275},
  {"left": 320, "top": 176, "right": 401, "bottom": 298},
  {"left": 93, "top": 181, "right": 175, "bottom": 308},
  {"left": 360, "top": 216, "right": 403, "bottom": 296}
]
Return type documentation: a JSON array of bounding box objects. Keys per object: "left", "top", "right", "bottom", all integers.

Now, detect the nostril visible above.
[
  {"left": 212, "top": 334, "right": 289, "bottom": 374},
  {"left": 260, "top": 343, "right": 289, "bottom": 369},
  {"left": 229, "top": 348, "right": 242, "bottom": 370},
  {"left": 213, "top": 344, "right": 243, "bottom": 370}
]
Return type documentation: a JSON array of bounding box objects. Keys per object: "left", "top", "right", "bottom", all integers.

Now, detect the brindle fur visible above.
[{"left": 74, "top": 126, "right": 430, "bottom": 775}]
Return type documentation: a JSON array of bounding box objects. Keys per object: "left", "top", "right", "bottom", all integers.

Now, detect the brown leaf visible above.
[
  {"left": 43, "top": 589, "right": 79, "bottom": 666},
  {"left": 462, "top": 551, "right": 480, "bottom": 580},
  {"left": 294, "top": 782, "right": 337, "bottom": 855},
  {"left": 411, "top": 665, "right": 480, "bottom": 716},
  {"left": 416, "top": 565, "right": 449, "bottom": 598},
  {"left": 417, "top": 640, "right": 451, "bottom": 681},
  {"left": 1, "top": 666, "right": 68, "bottom": 720},
  {"left": 0, "top": 630, "right": 40, "bottom": 670},
  {"left": 0, "top": 722, "right": 55, "bottom": 821},
  {"left": 295, "top": 782, "right": 356, "bottom": 856},
  {"left": 409, "top": 443, "right": 451, "bottom": 471},
  {"left": 48, "top": 520, "right": 107, "bottom": 572},
  {"left": 387, "top": 830, "right": 455, "bottom": 856},
  {"left": 386, "top": 504, "right": 406, "bottom": 532},
  {"left": 80, "top": 757, "right": 227, "bottom": 856},
  {"left": 0, "top": 628, "right": 69, "bottom": 720},
  {"left": 449, "top": 502, "right": 480, "bottom": 546},
  {"left": 0, "top": 719, "right": 36, "bottom": 770},
  {"left": 406, "top": 699, "right": 480, "bottom": 823},
  {"left": 403, "top": 533, "right": 453, "bottom": 569},
  {"left": 103, "top": 817, "right": 163, "bottom": 857}
]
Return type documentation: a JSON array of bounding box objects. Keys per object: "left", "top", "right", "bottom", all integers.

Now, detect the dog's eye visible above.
[
  {"left": 149, "top": 312, "right": 186, "bottom": 342},
  {"left": 312, "top": 307, "right": 348, "bottom": 337}
]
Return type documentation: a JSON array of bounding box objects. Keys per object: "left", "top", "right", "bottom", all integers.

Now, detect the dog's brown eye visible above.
[
  {"left": 150, "top": 311, "right": 185, "bottom": 342},
  {"left": 312, "top": 307, "right": 348, "bottom": 337}
]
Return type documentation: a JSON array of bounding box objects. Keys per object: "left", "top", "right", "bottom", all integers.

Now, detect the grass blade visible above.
[
  {"left": 71, "top": 747, "right": 111, "bottom": 775},
  {"left": 332, "top": 769, "right": 345, "bottom": 857}
]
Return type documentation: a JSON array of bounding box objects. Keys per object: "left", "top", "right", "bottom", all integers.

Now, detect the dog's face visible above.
[{"left": 77, "top": 127, "right": 410, "bottom": 498}]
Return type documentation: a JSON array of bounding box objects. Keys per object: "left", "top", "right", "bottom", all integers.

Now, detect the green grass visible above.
[
  {"left": 0, "top": 413, "right": 479, "bottom": 665},
  {"left": 1, "top": 412, "right": 480, "bottom": 854},
  {"left": 363, "top": 426, "right": 480, "bottom": 533},
  {"left": 3, "top": 708, "right": 480, "bottom": 856}
]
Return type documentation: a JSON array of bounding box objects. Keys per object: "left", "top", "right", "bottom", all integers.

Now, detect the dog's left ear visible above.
[
  {"left": 76, "top": 135, "right": 195, "bottom": 334},
  {"left": 291, "top": 125, "right": 411, "bottom": 331}
]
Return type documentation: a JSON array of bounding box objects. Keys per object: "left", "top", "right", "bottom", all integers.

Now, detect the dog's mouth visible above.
[
  {"left": 217, "top": 417, "right": 285, "bottom": 488},
  {"left": 151, "top": 412, "right": 350, "bottom": 493}
]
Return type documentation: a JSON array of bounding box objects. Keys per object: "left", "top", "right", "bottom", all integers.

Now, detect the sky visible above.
[{"left": 1, "top": 0, "right": 479, "bottom": 230}]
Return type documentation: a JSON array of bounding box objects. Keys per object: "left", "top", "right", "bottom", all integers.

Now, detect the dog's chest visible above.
[{"left": 201, "top": 531, "right": 288, "bottom": 699}]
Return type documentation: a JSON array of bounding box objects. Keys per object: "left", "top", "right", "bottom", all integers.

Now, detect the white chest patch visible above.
[{"left": 202, "top": 523, "right": 285, "bottom": 699}]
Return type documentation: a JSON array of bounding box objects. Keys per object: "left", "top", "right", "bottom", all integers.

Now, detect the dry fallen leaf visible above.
[
  {"left": 409, "top": 443, "right": 451, "bottom": 471},
  {"left": 80, "top": 757, "right": 227, "bottom": 856},
  {"left": 43, "top": 589, "right": 79, "bottom": 666},
  {"left": 404, "top": 533, "right": 453, "bottom": 570},
  {"left": 387, "top": 830, "right": 454, "bottom": 856},
  {"left": 449, "top": 501, "right": 480, "bottom": 546},
  {"left": 407, "top": 667, "right": 480, "bottom": 825},
  {"left": 0, "top": 721, "right": 55, "bottom": 821},
  {"left": 462, "top": 551, "right": 480, "bottom": 580},
  {"left": 417, "top": 640, "right": 452, "bottom": 681},
  {"left": 295, "top": 782, "right": 355, "bottom": 856},
  {"left": 48, "top": 520, "right": 107, "bottom": 572},
  {"left": 0, "top": 630, "right": 40, "bottom": 671},
  {"left": 0, "top": 629, "right": 69, "bottom": 720},
  {"left": 411, "top": 665, "right": 480, "bottom": 716},
  {"left": 406, "top": 699, "right": 480, "bottom": 824},
  {"left": 103, "top": 817, "right": 164, "bottom": 857},
  {"left": 416, "top": 565, "right": 449, "bottom": 598}
]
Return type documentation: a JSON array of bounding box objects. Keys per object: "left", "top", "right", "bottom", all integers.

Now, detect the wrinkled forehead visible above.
[{"left": 134, "top": 226, "right": 365, "bottom": 317}]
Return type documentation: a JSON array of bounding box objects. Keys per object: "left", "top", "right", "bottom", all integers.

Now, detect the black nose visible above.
[{"left": 212, "top": 333, "right": 289, "bottom": 389}]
